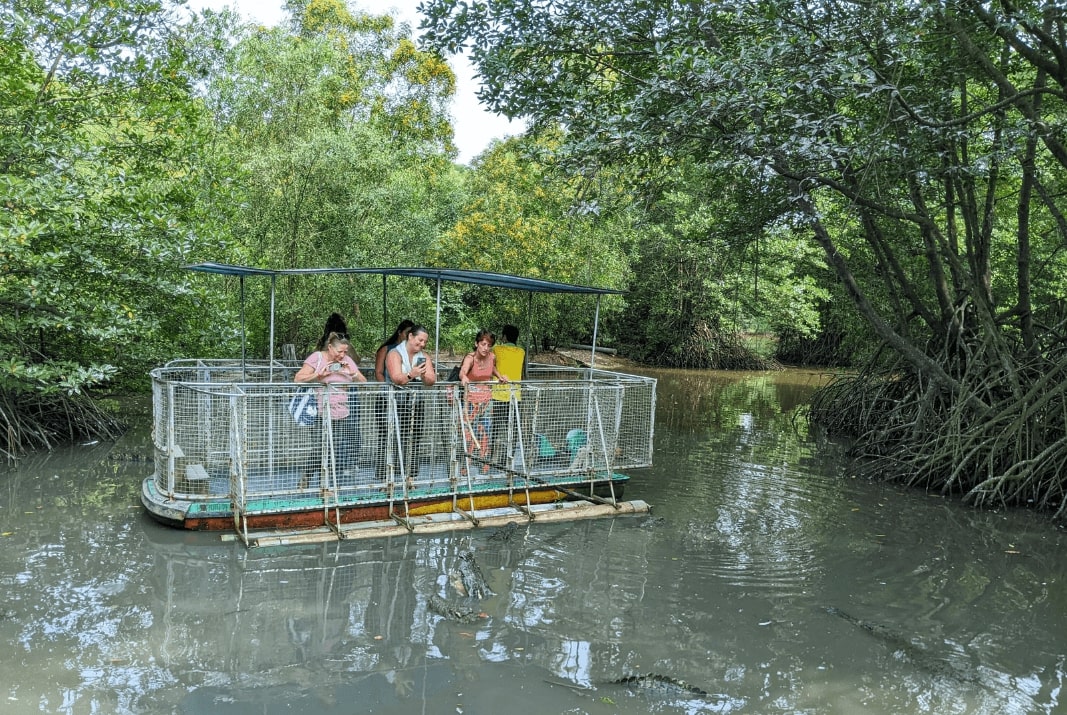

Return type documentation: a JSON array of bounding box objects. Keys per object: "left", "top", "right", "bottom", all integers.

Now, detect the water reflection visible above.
[
  {"left": 1, "top": 370, "right": 1066, "bottom": 714},
  {"left": 133, "top": 520, "right": 680, "bottom": 713}
]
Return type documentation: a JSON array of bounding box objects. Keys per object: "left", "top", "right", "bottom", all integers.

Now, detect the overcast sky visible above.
[{"left": 184, "top": 0, "right": 523, "bottom": 164}]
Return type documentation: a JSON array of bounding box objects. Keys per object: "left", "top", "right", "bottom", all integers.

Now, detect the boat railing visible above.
[{"left": 149, "top": 360, "right": 656, "bottom": 506}]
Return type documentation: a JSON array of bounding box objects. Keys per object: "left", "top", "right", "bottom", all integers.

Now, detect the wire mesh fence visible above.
[{"left": 151, "top": 360, "right": 655, "bottom": 512}]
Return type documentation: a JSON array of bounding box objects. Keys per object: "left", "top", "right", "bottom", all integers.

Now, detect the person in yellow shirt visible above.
[{"left": 491, "top": 325, "right": 526, "bottom": 467}]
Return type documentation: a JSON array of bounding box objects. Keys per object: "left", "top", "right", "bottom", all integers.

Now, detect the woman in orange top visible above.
[{"left": 459, "top": 329, "right": 507, "bottom": 474}]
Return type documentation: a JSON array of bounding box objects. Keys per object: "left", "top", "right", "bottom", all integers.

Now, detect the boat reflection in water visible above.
[{"left": 147, "top": 518, "right": 691, "bottom": 714}]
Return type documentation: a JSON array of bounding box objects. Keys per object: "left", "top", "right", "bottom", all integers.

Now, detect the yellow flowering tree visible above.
[{"left": 430, "top": 130, "right": 638, "bottom": 349}]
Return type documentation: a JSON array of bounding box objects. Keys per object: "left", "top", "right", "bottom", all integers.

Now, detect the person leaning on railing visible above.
[
  {"left": 295, "top": 332, "right": 367, "bottom": 479},
  {"left": 372, "top": 319, "right": 415, "bottom": 481},
  {"left": 460, "top": 329, "right": 508, "bottom": 475},
  {"left": 384, "top": 325, "right": 436, "bottom": 481}
]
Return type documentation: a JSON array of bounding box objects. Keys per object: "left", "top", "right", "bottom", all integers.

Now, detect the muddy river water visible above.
[{"left": 0, "top": 368, "right": 1064, "bottom": 714}]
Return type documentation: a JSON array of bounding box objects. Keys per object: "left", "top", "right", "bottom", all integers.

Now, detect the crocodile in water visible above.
[
  {"left": 428, "top": 594, "right": 481, "bottom": 623},
  {"left": 452, "top": 550, "right": 495, "bottom": 600}
]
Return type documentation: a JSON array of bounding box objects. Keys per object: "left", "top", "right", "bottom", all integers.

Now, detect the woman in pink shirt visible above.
[{"left": 295, "top": 332, "right": 367, "bottom": 479}]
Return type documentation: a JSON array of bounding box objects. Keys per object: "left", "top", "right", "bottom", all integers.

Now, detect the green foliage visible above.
[
  {"left": 1, "top": 0, "right": 238, "bottom": 453},
  {"left": 419, "top": 0, "right": 1067, "bottom": 510},
  {"left": 190, "top": 2, "right": 466, "bottom": 358},
  {"left": 420, "top": 0, "right": 1067, "bottom": 358},
  {"left": 429, "top": 131, "right": 638, "bottom": 349},
  {"left": 615, "top": 159, "right": 826, "bottom": 366},
  {"left": 422, "top": 3, "right": 833, "bottom": 365}
]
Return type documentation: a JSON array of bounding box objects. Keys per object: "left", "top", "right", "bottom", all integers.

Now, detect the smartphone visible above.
[
  {"left": 329, "top": 362, "right": 342, "bottom": 372},
  {"left": 415, "top": 356, "right": 426, "bottom": 366}
]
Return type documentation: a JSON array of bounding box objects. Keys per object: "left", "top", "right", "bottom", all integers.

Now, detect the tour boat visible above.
[{"left": 140, "top": 265, "right": 656, "bottom": 546}]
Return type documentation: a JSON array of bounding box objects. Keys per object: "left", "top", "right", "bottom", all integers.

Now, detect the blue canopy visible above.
[
  {"left": 185, "top": 262, "right": 623, "bottom": 295},
  {"left": 184, "top": 262, "right": 618, "bottom": 366}
]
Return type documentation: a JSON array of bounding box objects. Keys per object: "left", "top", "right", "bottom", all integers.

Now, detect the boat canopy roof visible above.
[
  {"left": 185, "top": 262, "right": 624, "bottom": 295},
  {"left": 186, "top": 262, "right": 619, "bottom": 367}
]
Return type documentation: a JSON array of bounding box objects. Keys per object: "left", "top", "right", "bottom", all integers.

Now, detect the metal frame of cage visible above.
[{"left": 150, "top": 361, "right": 655, "bottom": 533}]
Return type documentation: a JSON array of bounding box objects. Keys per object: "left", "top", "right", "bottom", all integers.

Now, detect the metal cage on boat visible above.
[{"left": 141, "top": 265, "right": 656, "bottom": 545}]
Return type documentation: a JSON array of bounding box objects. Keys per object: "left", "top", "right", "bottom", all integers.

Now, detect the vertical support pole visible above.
[
  {"left": 166, "top": 382, "right": 177, "bottom": 493},
  {"left": 268, "top": 274, "right": 276, "bottom": 364},
  {"left": 239, "top": 275, "right": 246, "bottom": 373},
  {"left": 382, "top": 273, "right": 388, "bottom": 340},
  {"left": 434, "top": 277, "right": 442, "bottom": 363},
  {"left": 526, "top": 292, "right": 533, "bottom": 358},
  {"left": 589, "top": 295, "right": 602, "bottom": 369}
]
